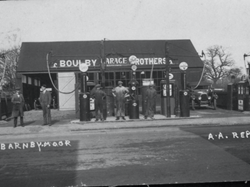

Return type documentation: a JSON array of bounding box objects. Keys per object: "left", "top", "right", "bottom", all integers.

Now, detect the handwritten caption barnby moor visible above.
[{"left": 0, "top": 140, "right": 71, "bottom": 152}]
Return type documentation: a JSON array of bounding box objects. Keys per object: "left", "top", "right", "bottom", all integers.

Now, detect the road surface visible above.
[{"left": 0, "top": 123, "right": 250, "bottom": 187}]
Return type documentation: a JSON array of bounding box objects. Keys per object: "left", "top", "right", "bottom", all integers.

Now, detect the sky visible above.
[{"left": 1, "top": 0, "right": 250, "bottom": 73}]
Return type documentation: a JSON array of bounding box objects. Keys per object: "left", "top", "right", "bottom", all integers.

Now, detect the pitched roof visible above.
[{"left": 17, "top": 39, "right": 203, "bottom": 73}]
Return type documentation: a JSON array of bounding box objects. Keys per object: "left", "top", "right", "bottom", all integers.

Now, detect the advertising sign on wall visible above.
[{"left": 50, "top": 55, "right": 177, "bottom": 70}]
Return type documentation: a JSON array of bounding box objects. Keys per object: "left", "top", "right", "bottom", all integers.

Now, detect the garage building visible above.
[{"left": 17, "top": 40, "right": 204, "bottom": 114}]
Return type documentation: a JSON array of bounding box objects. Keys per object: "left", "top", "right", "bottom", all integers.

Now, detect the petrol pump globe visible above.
[{"left": 129, "top": 55, "right": 137, "bottom": 64}]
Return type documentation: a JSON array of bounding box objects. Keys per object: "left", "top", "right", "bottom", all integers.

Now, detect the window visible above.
[
  {"left": 34, "top": 79, "right": 38, "bottom": 86},
  {"left": 141, "top": 70, "right": 165, "bottom": 94},
  {"left": 22, "top": 75, "right": 26, "bottom": 83},
  {"left": 87, "top": 72, "right": 94, "bottom": 82},
  {"left": 28, "top": 77, "right": 32, "bottom": 85},
  {"left": 86, "top": 69, "right": 165, "bottom": 94},
  {"left": 115, "top": 72, "right": 131, "bottom": 87}
]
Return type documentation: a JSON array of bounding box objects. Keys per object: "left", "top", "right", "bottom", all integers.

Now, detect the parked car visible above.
[{"left": 190, "top": 85, "right": 218, "bottom": 110}]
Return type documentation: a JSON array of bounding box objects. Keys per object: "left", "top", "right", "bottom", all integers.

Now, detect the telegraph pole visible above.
[
  {"left": 165, "top": 42, "right": 171, "bottom": 118},
  {"left": 101, "top": 39, "right": 106, "bottom": 88},
  {"left": 101, "top": 39, "right": 107, "bottom": 120}
]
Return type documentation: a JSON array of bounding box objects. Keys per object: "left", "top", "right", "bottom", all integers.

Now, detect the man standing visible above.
[
  {"left": 144, "top": 83, "right": 157, "bottom": 119},
  {"left": 11, "top": 87, "right": 25, "bottom": 128},
  {"left": 112, "top": 81, "right": 129, "bottom": 120},
  {"left": 92, "top": 84, "right": 106, "bottom": 122},
  {"left": 39, "top": 84, "right": 51, "bottom": 126}
]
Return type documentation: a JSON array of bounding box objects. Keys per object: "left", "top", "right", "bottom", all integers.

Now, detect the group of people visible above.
[
  {"left": 11, "top": 81, "right": 157, "bottom": 127},
  {"left": 90, "top": 80, "right": 130, "bottom": 121},
  {"left": 91, "top": 80, "right": 157, "bottom": 121},
  {"left": 11, "top": 84, "right": 51, "bottom": 128}
]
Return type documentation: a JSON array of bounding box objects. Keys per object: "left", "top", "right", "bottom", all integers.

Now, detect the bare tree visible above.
[
  {"left": 0, "top": 46, "right": 20, "bottom": 92},
  {"left": 204, "top": 45, "right": 234, "bottom": 84},
  {"left": 0, "top": 54, "right": 6, "bottom": 91},
  {"left": 1, "top": 32, "right": 21, "bottom": 94}
]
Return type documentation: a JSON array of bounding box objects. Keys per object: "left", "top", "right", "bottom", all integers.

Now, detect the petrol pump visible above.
[
  {"left": 245, "top": 82, "right": 250, "bottom": 111},
  {"left": 79, "top": 62, "right": 90, "bottom": 121},
  {"left": 128, "top": 64, "right": 139, "bottom": 119},
  {"left": 237, "top": 81, "right": 250, "bottom": 111},
  {"left": 160, "top": 79, "right": 176, "bottom": 116},
  {"left": 237, "top": 81, "right": 244, "bottom": 111},
  {"left": 179, "top": 62, "right": 190, "bottom": 117}
]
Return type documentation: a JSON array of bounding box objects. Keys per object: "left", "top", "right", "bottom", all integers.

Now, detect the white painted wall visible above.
[{"left": 58, "top": 72, "right": 75, "bottom": 110}]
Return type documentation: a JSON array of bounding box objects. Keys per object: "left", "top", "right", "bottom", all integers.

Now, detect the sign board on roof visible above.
[{"left": 50, "top": 57, "right": 176, "bottom": 70}]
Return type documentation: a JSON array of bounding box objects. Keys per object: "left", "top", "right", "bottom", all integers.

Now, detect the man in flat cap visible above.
[
  {"left": 112, "top": 81, "right": 129, "bottom": 120},
  {"left": 144, "top": 83, "right": 157, "bottom": 119},
  {"left": 11, "top": 87, "right": 25, "bottom": 128},
  {"left": 39, "top": 84, "right": 52, "bottom": 126},
  {"left": 92, "top": 84, "right": 106, "bottom": 121}
]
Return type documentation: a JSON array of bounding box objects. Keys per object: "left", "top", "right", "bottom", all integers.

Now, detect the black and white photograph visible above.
[{"left": 0, "top": 0, "right": 250, "bottom": 186}]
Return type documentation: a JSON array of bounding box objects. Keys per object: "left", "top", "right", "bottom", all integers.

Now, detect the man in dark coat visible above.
[
  {"left": 11, "top": 87, "right": 25, "bottom": 128},
  {"left": 144, "top": 83, "right": 157, "bottom": 119},
  {"left": 92, "top": 84, "right": 106, "bottom": 121},
  {"left": 112, "top": 81, "right": 129, "bottom": 120},
  {"left": 39, "top": 84, "right": 52, "bottom": 126}
]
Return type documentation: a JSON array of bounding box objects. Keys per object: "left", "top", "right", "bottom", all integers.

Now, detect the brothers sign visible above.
[{"left": 50, "top": 56, "right": 177, "bottom": 70}]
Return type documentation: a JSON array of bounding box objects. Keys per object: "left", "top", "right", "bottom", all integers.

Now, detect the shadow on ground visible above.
[
  {"left": 0, "top": 140, "right": 79, "bottom": 187},
  {"left": 181, "top": 125, "right": 250, "bottom": 165}
]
